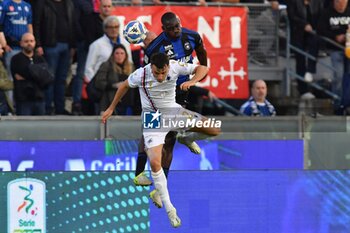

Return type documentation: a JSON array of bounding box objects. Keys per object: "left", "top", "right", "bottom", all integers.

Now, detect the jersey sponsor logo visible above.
[
  {"left": 10, "top": 17, "right": 28, "bottom": 25},
  {"left": 177, "top": 60, "right": 187, "bottom": 67},
  {"left": 178, "top": 56, "right": 191, "bottom": 63},
  {"left": 6, "top": 12, "right": 18, "bottom": 16},
  {"left": 166, "top": 50, "right": 174, "bottom": 57},
  {"left": 164, "top": 44, "right": 173, "bottom": 50}
]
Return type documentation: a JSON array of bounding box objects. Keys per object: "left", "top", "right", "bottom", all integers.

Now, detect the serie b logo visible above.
[{"left": 8, "top": 178, "right": 46, "bottom": 233}]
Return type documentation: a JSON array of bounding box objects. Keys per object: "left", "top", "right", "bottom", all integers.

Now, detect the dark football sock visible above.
[
  {"left": 135, "top": 152, "right": 148, "bottom": 176},
  {"left": 163, "top": 167, "right": 169, "bottom": 178}
]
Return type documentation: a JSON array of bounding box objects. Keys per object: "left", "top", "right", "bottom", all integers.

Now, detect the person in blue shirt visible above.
[
  {"left": 0, "top": 0, "right": 32, "bottom": 43},
  {"left": 240, "top": 79, "right": 276, "bottom": 116},
  {"left": 133, "top": 12, "right": 208, "bottom": 207},
  {"left": 0, "top": 0, "right": 32, "bottom": 105}
]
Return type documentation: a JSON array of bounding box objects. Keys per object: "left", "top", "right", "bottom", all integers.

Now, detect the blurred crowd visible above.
[{"left": 0, "top": 0, "right": 349, "bottom": 117}]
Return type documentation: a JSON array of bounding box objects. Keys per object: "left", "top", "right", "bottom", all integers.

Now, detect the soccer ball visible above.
[{"left": 123, "top": 20, "right": 147, "bottom": 44}]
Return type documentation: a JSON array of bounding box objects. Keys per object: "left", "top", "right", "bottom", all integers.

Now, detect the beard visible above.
[{"left": 23, "top": 46, "right": 34, "bottom": 54}]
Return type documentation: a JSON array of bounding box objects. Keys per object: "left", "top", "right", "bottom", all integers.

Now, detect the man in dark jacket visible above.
[
  {"left": 317, "top": 0, "right": 350, "bottom": 113},
  {"left": 287, "top": 0, "right": 323, "bottom": 98},
  {"left": 11, "top": 33, "right": 48, "bottom": 115},
  {"left": 34, "top": 0, "right": 75, "bottom": 115}
]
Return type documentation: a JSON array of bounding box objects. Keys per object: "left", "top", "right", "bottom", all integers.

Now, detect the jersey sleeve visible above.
[
  {"left": 128, "top": 68, "right": 143, "bottom": 88},
  {"left": 170, "top": 60, "right": 198, "bottom": 77},
  {"left": 192, "top": 31, "right": 203, "bottom": 49}
]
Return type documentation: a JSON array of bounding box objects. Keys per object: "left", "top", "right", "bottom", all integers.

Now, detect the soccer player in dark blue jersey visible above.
[{"left": 133, "top": 12, "right": 208, "bottom": 208}]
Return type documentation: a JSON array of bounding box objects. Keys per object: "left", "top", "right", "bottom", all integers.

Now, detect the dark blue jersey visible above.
[
  {"left": 144, "top": 27, "right": 203, "bottom": 85},
  {"left": 0, "top": 0, "right": 32, "bottom": 45}
]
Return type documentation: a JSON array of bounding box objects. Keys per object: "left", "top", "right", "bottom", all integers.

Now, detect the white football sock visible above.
[{"left": 151, "top": 169, "right": 174, "bottom": 212}]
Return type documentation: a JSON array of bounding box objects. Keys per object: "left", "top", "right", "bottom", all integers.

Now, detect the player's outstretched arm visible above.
[
  {"left": 180, "top": 65, "right": 209, "bottom": 91},
  {"left": 101, "top": 80, "right": 130, "bottom": 123}
]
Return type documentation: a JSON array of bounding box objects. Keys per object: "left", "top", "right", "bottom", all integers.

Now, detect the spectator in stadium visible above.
[
  {"left": 74, "top": 0, "right": 113, "bottom": 115},
  {"left": 317, "top": 0, "right": 350, "bottom": 113},
  {"left": 71, "top": 0, "right": 95, "bottom": 115},
  {"left": 94, "top": 44, "right": 139, "bottom": 114},
  {"left": 84, "top": 0, "right": 113, "bottom": 46},
  {"left": 84, "top": 15, "right": 132, "bottom": 115},
  {"left": 133, "top": 12, "right": 208, "bottom": 208},
  {"left": 10, "top": 33, "right": 48, "bottom": 115},
  {"left": 102, "top": 52, "right": 220, "bottom": 228},
  {"left": 240, "top": 79, "right": 276, "bottom": 116},
  {"left": 1, "top": 0, "right": 33, "bottom": 73},
  {"left": 85, "top": 16, "right": 132, "bottom": 83},
  {"left": 287, "top": 0, "right": 323, "bottom": 100},
  {"left": 0, "top": 44, "right": 14, "bottom": 115},
  {"left": 34, "top": 0, "right": 75, "bottom": 115}
]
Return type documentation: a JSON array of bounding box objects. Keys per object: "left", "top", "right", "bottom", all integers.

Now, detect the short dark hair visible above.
[
  {"left": 161, "top": 12, "right": 177, "bottom": 26},
  {"left": 150, "top": 53, "right": 169, "bottom": 69}
]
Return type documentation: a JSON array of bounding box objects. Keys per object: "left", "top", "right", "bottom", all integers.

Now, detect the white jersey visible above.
[{"left": 128, "top": 60, "right": 198, "bottom": 111}]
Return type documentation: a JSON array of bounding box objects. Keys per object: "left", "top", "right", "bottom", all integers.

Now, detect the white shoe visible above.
[
  {"left": 167, "top": 208, "right": 181, "bottom": 228},
  {"left": 304, "top": 72, "right": 313, "bottom": 82},
  {"left": 149, "top": 189, "right": 162, "bottom": 208},
  {"left": 133, "top": 172, "right": 152, "bottom": 186},
  {"left": 300, "top": 92, "right": 315, "bottom": 100},
  {"left": 177, "top": 135, "right": 201, "bottom": 154}
]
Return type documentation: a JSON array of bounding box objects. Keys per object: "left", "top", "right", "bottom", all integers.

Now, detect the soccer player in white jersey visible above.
[{"left": 102, "top": 53, "right": 221, "bottom": 228}]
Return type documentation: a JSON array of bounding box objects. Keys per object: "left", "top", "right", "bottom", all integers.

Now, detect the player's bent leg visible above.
[
  {"left": 145, "top": 133, "right": 181, "bottom": 227},
  {"left": 191, "top": 117, "right": 222, "bottom": 137},
  {"left": 162, "top": 131, "right": 177, "bottom": 177},
  {"left": 189, "top": 127, "right": 221, "bottom": 138},
  {"left": 174, "top": 109, "right": 219, "bottom": 153},
  {"left": 176, "top": 118, "right": 221, "bottom": 151}
]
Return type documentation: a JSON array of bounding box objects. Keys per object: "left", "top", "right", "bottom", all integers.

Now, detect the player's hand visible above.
[
  {"left": 101, "top": 108, "right": 114, "bottom": 124},
  {"left": 180, "top": 81, "right": 195, "bottom": 91}
]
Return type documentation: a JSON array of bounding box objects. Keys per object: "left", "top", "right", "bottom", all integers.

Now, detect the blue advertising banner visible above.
[
  {"left": 151, "top": 170, "right": 350, "bottom": 233},
  {"left": 0, "top": 140, "right": 303, "bottom": 171}
]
